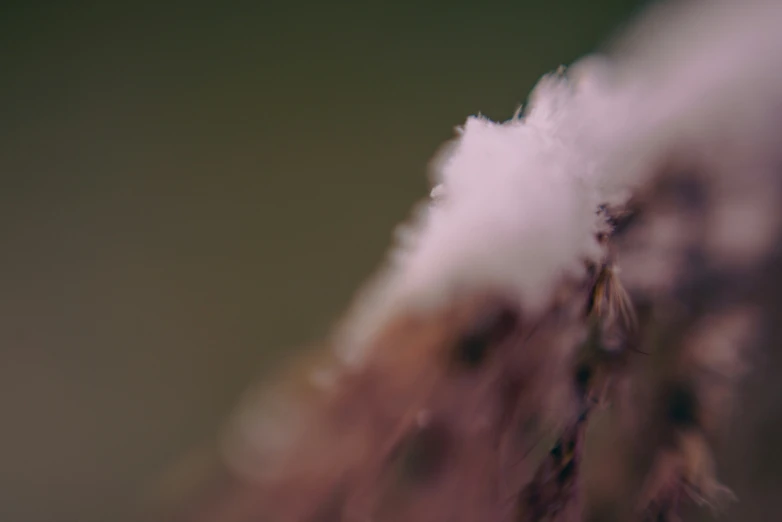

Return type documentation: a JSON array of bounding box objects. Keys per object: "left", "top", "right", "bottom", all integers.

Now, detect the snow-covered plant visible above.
[{"left": 161, "top": 1, "right": 782, "bottom": 521}]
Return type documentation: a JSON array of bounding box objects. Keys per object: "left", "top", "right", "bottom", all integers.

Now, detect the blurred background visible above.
[{"left": 6, "top": 2, "right": 781, "bottom": 521}]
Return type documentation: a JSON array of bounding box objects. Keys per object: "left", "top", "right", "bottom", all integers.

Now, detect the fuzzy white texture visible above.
[
  {"left": 334, "top": 0, "right": 782, "bottom": 364},
  {"left": 405, "top": 115, "right": 604, "bottom": 308}
]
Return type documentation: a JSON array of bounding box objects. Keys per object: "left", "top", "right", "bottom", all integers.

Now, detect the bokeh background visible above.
[{"left": 5, "top": 2, "right": 782, "bottom": 521}]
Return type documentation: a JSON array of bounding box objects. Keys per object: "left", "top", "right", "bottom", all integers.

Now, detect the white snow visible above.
[{"left": 334, "top": 0, "right": 782, "bottom": 364}]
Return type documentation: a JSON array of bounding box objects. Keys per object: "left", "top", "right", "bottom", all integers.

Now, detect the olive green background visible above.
[{"left": 5, "top": 2, "right": 780, "bottom": 522}]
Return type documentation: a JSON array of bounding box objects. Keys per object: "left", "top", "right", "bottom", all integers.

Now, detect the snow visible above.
[{"left": 334, "top": 0, "right": 782, "bottom": 365}]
